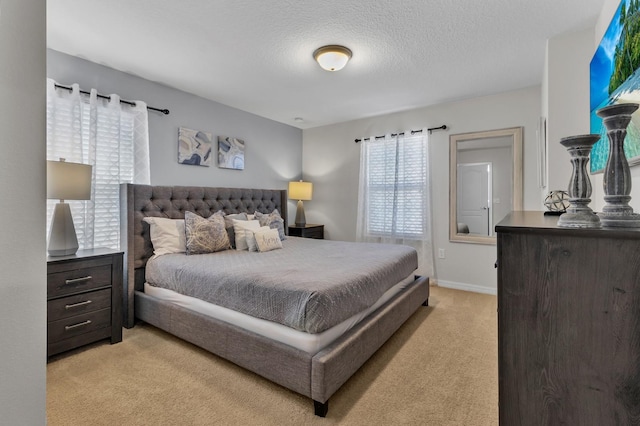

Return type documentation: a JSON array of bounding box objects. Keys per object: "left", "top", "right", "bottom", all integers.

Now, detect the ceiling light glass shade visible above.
[{"left": 313, "top": 45, "right": 352, "bottom": 71}]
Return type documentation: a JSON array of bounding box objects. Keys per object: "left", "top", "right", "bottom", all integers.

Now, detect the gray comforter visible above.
[{"left": 145, "top": 237, "right": 418, "bottom": 333}]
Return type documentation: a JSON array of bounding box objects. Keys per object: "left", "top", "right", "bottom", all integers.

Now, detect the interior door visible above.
[{"left": 457, "top": 162, "right": 492, "bottom": 235}]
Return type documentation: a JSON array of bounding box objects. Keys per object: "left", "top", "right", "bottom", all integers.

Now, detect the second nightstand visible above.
[{"left": 288, "top": 224, "right": 324, "bottom": 239}]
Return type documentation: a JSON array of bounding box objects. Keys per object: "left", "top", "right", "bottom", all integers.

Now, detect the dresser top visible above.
[{"left": 496, "top": 211, "right": 640, "bottom": 239}]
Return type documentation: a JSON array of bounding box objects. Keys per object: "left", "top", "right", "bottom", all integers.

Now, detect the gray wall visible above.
[
  {"left": 543, "top": 8, "right": 640, "bottom": 215},
  {"left": 47, "top": 49, "right": 303, "bottom": 220},
  {"left": 302, "top": 86, "right": 541, "bottom": 294},
  {"left": 545, "top": 28, "right": 594, "bottom": 198},
  {"left": 0, "top": 0, "right": 47, "bottom": 423},
  {"left": 593, "top": 0, "right": 640, "bottom": 210}
]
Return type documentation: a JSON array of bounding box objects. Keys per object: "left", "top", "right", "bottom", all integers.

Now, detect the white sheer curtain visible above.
[
  {"left": 356, "top": 130, "right": 434, "bottom": 278},
  {"left": 46, "top": 78, "right": 150, "bottom": 250}
]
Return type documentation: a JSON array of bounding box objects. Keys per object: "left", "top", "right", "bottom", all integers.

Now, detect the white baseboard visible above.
[{"left": 432, "top": 279, "right": 497, "bottom": 296}]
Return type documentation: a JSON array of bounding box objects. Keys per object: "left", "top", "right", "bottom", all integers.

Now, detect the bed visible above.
[{"left": 120, "top": 184, "right": 429, "bottom": 417}]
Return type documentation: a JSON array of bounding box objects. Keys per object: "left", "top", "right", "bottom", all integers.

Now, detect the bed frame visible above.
[{"left": 120, "top": 184, "right": 429, "bottom": 417}]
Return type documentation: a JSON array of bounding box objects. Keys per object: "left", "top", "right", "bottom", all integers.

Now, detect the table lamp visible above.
[
  {"left": 288, "top": 181, "right": 313, "bottom": 227},
  {"left": 47, "top": 159, "right": 92, "bottom": 256}
]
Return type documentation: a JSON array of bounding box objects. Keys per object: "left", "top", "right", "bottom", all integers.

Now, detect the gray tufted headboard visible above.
[{"left": 120, "top": 183, "right": 288, "bottom": 327}]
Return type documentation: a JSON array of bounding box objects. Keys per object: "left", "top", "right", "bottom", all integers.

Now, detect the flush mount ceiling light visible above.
[{"left": 313, "top": 45, "right": 352, "bottom": 71}]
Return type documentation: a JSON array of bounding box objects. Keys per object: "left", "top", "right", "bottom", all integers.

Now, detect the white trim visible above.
[
  {"left": 432, "top": 279, "right": 497, "bottom": 296},
  {"left": 537, "top": 116, "right": 548, "bottom": 189}
]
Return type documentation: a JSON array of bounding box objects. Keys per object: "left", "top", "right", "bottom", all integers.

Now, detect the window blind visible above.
[
  {"left": 47, "top": 94, "right": 137, "bottom": 250},
  {"left": 364, "top": 134, "right": 427, "bottom": 239}
]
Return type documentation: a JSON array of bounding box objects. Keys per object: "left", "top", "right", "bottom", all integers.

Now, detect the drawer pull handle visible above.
[
  {"left": 65, "top": 320, "right": 92, "bottom": 330},
  {"left": 65, "top": 300, "right": 92, "bottom": 309},
  {"left": 65, "top": 275, "right": 92, "bottom": 285}
]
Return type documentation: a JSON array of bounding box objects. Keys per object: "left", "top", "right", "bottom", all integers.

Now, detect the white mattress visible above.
[{"left": 144, "top": 273, "right": 415, "bottom": 354}]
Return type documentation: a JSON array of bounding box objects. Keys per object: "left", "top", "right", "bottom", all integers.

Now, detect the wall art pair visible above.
[{"left": 177, "top": 127, "right": 245, "bottom": 170}]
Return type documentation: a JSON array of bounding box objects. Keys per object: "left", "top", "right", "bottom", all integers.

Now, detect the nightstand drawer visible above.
[
  {"left": 47, "top": 264, "right": 112, "bottom": 298},
  {"left": 289, "top": 224, "right": 324, "bottom": 239},
  {"left": 47, "top": 288, "right": 111, "bottom": 322},
  {"left": 302, "top": 228, "right": 323, "bottom": 239},
  {"left": 47, "top": 308, "right": 111, "bottom": 344}
]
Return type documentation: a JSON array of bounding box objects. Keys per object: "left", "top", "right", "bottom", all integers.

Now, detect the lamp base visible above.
[
  {"left": 48, "top": 202, "right": 79, "bottom": 256},
  {"left": 295, "top": 200, "right": 306, "bottom": 227}
]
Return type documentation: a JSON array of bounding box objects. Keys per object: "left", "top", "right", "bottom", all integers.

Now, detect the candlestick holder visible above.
[
  {"left": 596, "top": 103, "right": 640, "bottom": 228},
  {"left": 557, "top": 134, "right": 601, "bottom": 228}
]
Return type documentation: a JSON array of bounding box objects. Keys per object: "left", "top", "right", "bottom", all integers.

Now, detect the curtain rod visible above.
[
  {"left": 54, "top": 83, "right": 170, "bottom": 115},
  {"left": 354, "top": 125, "right": 447, "bottom": 143}
]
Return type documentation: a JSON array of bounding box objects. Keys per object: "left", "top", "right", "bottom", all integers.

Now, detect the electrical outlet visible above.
[{"left": 438, "top": 248, "right": 445, "bottom": 259}]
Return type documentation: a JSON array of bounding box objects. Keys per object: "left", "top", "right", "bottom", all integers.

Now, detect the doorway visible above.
[{"left": 456, "top": 162, "right": 492, "bottom": 236}]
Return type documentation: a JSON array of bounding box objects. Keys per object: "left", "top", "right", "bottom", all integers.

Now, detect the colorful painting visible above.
[
  {"left": 218, "top": 136, "right": 245, "bottom": 170},
  {"left": 178, "top": 127, "right": 212, "bottom": 167},
  {"left": 590, "top": 0, "right": 640, "bottom": 173}
]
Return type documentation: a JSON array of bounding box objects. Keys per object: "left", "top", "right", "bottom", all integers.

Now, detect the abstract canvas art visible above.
[
  {"left": 590, "top": 0, "right": 640, "bottom": 173},
  {"left": 218, "top": 136, "right": 245, "bottom": 170},
  {"left": 178, "top": 127, "right": 212, "bottom": 167}
]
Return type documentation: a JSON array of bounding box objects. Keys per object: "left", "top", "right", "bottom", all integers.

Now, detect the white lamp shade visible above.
[
  {"left": 313, "top": 45, "right": 352, "bottom": 71},
  {"left": 47, "top": 160, "right": 92, "bottom": 200},
  {"left": 289, "top": 181, "right": 313, "bottom": 201}
]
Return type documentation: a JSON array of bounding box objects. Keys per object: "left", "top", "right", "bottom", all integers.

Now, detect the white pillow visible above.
[
  {"left": 232, "top": 219, "right": 261, "bottom": 250},
  {"left": 142, "top": 217, "right": 186, "bottom": 256},
  {"left": 245, "top": 226, "right": 270, "bottom": 252},
  {"left": 254, "top": 228, "right": 283, "bottom": 252},
  {"left": 247, "top": 214, "right": 255, "bottom": 220}
]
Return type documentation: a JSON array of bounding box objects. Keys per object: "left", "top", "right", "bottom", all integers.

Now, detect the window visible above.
[
  {"left": 46, "top": 79, "right": 149, "bottom": 250},
  {"left": 358, "top": 133, "right": 428, "bottom": 239},
  {"left": 356, "top": 130, "right": 434, "bottom": 277}
]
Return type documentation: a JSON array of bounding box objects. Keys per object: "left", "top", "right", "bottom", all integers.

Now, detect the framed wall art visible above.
[
  {"left": 218, "top": 136, "right": 245, "bottom": 170},
  {"left": 178, "top": 127, "right": 212, "bottom": 167},
  {"left": 590, "top": 0, "right": 640, "bottom": 173}
]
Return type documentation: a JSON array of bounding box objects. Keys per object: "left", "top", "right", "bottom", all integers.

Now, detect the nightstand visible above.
[
  {"left": 47, "top": 248, "right": 123, "bottom": 357},
  {"left": 288, "top": 224, "right": 324, "bottom": 239}
]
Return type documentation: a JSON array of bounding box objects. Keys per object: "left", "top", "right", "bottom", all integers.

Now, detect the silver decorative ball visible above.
[{"left": 544, "top": 190, "right": 570, "bottom": 212}]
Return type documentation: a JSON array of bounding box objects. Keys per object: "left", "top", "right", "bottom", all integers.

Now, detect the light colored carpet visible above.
[{"left": 47, "top": 285, "right": 498, "bottom": 425}]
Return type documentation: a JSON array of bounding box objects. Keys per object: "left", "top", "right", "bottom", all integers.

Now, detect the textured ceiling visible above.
[{"left": 47, "top": 0, "right": 604, "bottom": 129}]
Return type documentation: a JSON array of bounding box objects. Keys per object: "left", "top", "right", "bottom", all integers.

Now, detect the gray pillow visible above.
[
  {"left": 224, "top": 212, "right": 248, "bottom": 248},
  {"left": 254, "top": 209, "right": 286, "bottom": 240},
  {"left": 185, "top": 211, "right": 230, "bottom": 255}
]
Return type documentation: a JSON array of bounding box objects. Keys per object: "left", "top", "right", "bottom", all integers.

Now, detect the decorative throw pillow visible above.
[
  {"left": 254, "top": 209, "right": 286, "bottom": 240},
  {"left": 245, "top": 226, "right": 270, "bottom": 252},
  {"left": 224, "top": 212, "right": 248, "bottom": 248},
  {"left": 142, "top": 217, "right": 186, "bottom": 256},
  {"left": 254, "top": 228, "right": 283, "bottom": 252},
  {"left": 232, "top": 219, "right": 261, "bottom": 251},
  {"left": 184, "top": 211, "right": 230, "bottom": 255}
]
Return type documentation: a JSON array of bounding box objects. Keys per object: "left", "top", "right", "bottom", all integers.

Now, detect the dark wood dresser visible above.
[
  {"left": 47, "top": 248, "right": 123, "bottom": 357},
  {"left": 288, "top": 224, "right": 324, "bottom": 239},
  {"left": 496, "top": 211, "right": 640, "bottom": 425}
]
